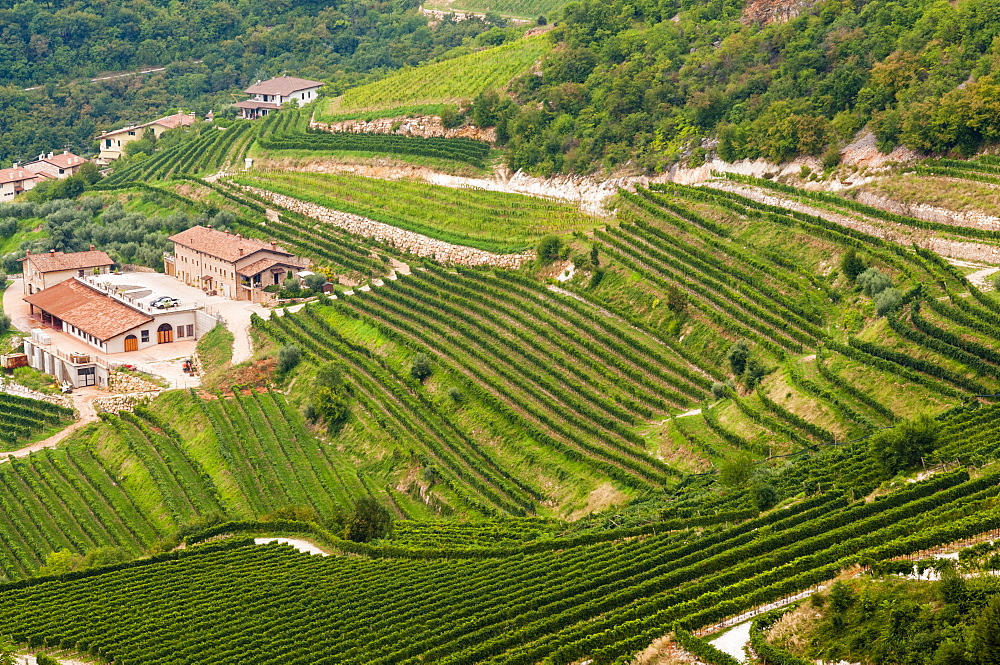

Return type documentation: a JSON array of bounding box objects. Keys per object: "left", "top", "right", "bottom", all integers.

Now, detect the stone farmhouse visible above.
[
  {"left": 235, "top": 75, "right": 323, "bottom": 119},
  {"left": 22, "top": 247, "right": 114, "bottom": 295},
  {"left": 165, "top": 225, "right": 305, "bottom": 302},
  {"left": 0, "top": 167, "right": 44, "bottom": 198},
  {"left": 95, "top": 112, "right": 197, "bottom": 165},
  {"left": 22, "top": 151, "right": 89, "bottom": 179}
]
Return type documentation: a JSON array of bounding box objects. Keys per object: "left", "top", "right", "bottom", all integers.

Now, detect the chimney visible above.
[
  {"left": 207, "top": 224, "right": 213, "bottom": 229},
  {"left": 47, "top": 152, "right": 53, "bottom": 159},
  {"left": 89, "top": 244, "right": 95, "bottom": 251},
  {"left": 225, "top": 229, "right": 230, "bottom": 235},
  {"left": 236, "top": 233, "right": 242, "bottom": 239},
  {"left": 49, "top": 249, "right": 55, "bottom": 255},
  {"left": 64, "top": 149, "right": 70, "bottom": 155},
  {"left": 26, "top": 250, "right": 30, "bottom": 256},
  {"left": 271, "top": 241, "right": 277, "bottom": 250},
  {"left": 238, "top": 248, "right": 244, "bottom": 256},
  {"left": 11, "top": 162, "right": 18, "bottom": 168}
]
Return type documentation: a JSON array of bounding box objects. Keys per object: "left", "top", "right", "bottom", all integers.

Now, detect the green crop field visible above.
[
  {"left": 233, "top": 171, "right": 598, "bottom": 253},
  {"left": 0, "top": 394, "right": 73, "bottom": 451},
  {"left": 320, "top": 37, "right": 552, "bottom": 119}
]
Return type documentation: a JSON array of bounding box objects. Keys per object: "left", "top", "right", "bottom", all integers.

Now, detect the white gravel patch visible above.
[
  {"left": 708, "top": 621, "right": 750, "bottom": 662},
  {"left": 254, "top": 537, "right": 328, "bottom": 556}
]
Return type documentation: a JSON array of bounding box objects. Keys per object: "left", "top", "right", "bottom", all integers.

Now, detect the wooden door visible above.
[
  {"left": 124, "top": 335, "right": 138, "bottom": 352},
  {"left": 157, "top": 325, "right": 173, "bottom": 344}
]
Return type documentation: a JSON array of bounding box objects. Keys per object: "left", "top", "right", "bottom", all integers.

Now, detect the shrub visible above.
[
  {"left": 711, "top": 381, "right": 730, "bottom": 399},
  {"left": 752, "top": 483, "right": 778, "bottom": 511},
  {"left": 536, "top": 234, "right": 562, "bottom": 265},
  {"left": 278, "top": 345, "right": 302, "bottom": 374},
  {"left": 0, "top": 312, "right": 9, "bottom": 336},
  {"left": 718, "top": 452, "right": 754, "bottom": 488},
  {"left": 868, "top": 414, "right": 940, "bottom": 476},
  {"left": 448, "top": 386, "right": 463, "bottom": 404},
  {"left": 873, "top": 287, "right": 903, "bottom": 316},
  {"left": 727, "top": 340, "right": 750, "bottom": 375},
  {"left": 410, "top": 354, "right": 432, "bottom": 382},
  {"left": 36, "top": 654, "right": 60, "bottom": 665},
  {"left": 840, "top": 248, "right": 866, "bottom": 281},
  {"left": 857, "top": 267, "right": 892, "bottom": 296},
  {"left": 344, "top": 497, "right": 392, "bottom": 542}
]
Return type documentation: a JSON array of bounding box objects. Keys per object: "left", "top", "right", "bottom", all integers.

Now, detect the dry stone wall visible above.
[
  {"left": 311, "top": 116, "right": 496, "bottom": 144},
  {"left": 241, "top": 185, "right": 535, "bottom": 269},
  {"left": 93, "top": 392, "right": 158, "bottom": 413},
  {"left": 854, "top": 191, "right": 1000, "bottom": 233}
]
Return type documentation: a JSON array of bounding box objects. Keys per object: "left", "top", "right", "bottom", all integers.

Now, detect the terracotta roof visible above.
[
  {"left": 234, "top": 100, "right": 281, "bottom": 110},
  {"left": 0, "top": 168, "right": 38, "bottom": 185},
  {"left": 152, "top": 112, "right": 197, "bottom": 130},
  {"left": 169, "top": 225, "right": 294, "bottom": 263},
  {"left": 236, "top": 258, "right": 304, "bottom": 277},
  {"left": 245, "top": 76, "right": 324, "bottom": 96},
  {"left": 96, "top": 112, "right": 196, "bottom": 139},
  {"left": 25, "top": 152, "right": 87, "bottom": 170},
  {"left": 24, "top": 279, "right": 153, "bottom": 341},
  {"left": 26, "top": 250, "right": 114, "bottom": 273}
]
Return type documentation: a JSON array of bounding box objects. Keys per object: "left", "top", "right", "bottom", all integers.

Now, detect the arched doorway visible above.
[
  {"left": 157, "top": 323, "right": 173, "bottom": 344},
  {"left": 124, "top": 335, "right": 138, "bottom": 352}
]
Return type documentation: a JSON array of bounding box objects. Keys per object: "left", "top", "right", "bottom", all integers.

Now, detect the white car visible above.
[{"left": 150, "top": 296, "right": 180, "bottom": 309}]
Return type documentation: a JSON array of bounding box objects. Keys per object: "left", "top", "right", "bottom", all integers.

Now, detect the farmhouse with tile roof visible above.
[
  {"left": 95, "top": 112, "right": 197, "bottom": 164},
  {"left": 165, "top": 225, "right": 305, "bottom": 302},
  {"left": 236, "top": 75, "right": 323, "bottom": 119},
  {"left": 22, "top": 247, "right": 115, "bottom": 295}
]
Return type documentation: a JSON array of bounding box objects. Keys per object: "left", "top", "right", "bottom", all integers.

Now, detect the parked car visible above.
[{"left": 150, "top": 296, "right": 180, "bottom": 309}]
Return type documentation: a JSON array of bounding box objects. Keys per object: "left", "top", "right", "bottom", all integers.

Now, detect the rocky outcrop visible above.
[
  {"left": 311, "top": 116, "right": 496, "bottom": 144},
  {"left": 242, "top": 185, "right": 534, "bottom": 268},
  {"left": 108, "top": 372, "right": 164, "bottom": 394},
  {"left": 741, "top": 0, "right": 818, "bottom": 24}
]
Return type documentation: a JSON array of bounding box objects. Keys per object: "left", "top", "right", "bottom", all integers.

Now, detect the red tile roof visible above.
[
  {"left": 28, "top": 152, "right": 88, "bottom": 169},
  {"left": 24, "top": 279, "right": 153, "bottom": 341},
  {"left": 169, "top": 225, "right": 294, "bottom": 263},
  {"left": 0, "top": 168, "right": 38, "bottom": 185},
  {"left": 96, "top": 112, "right": 196, "bottom": 139},
  {"left": 25, "top": 250, "right": 114, "bottom": 273},
  {"left": 245, "top": 76, "right": 324, "bottom": 96},
  {"left": 237, "top": 258, "right": 305, "bottom": 277}
]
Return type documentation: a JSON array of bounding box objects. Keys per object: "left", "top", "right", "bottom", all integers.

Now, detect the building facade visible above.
[
  {"left": 22, "top": 248, "right": 115, "bottom": 295},
  {"left": 165, "top": 225, "right": 304, "bottom": 302},
  {"left": 235, "top": 76, "right": 323, "bottom": 119},
  {"left": 23, "top": 151, "right": 89, "bottom": 179},
  {"left": 95, "top": 112, "right": 197, "bottom": 164},
  {"left": 0, "top": 167, "right": 41, "bottom": 198}
]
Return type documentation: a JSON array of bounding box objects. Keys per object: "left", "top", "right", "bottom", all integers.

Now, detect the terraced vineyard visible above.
[
  {"left": 319, "top": 37, "right": 552, "bottom": 120},
  {"left": 423, "top": 0, "right": 570, "bottom": 18},
  {"left": 234, "top": 171, "right": 598, "bottom": 252},
  {"left": 257, "top": 131, "right": 493, "bottom": 167},
  {"left": 0, "top": 391, "right": 377, "bottom": 582},
  {"left": 3, "top": 451, "right": 1000, "bottom": 664},
  {"left": 102, "top": 122, "right": 256, "bottom": 185},
  {"left": 0, "top": 394, "right": 74, "bottom": 451}
]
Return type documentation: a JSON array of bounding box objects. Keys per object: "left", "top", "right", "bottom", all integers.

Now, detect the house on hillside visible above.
[
  {"left": 165, "top": 225, "right": 305, "bottom": 302},
  {"left": 23, "top": 151, "right": 89, "bottom": 179},
  {"left": 22, "top": 276, "right": 207, "bottom": 388},
  {"left": 94, "top": 112, "right": 197, "bottom": 165},
  {"left": 22, "top": 247, "right": 115, "bottom": 295},
  {"left": 0, "top": 167, "right": 43, "bottom": 198},
  {"left": 235, "top": 75, "right": 323, "bottom": 119}
]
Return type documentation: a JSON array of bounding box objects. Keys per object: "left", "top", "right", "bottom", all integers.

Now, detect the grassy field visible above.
[
  {"left": 319, "top": 37, "right": 552, "bottom": 119},
  {"left": 233, "top": 171, "right": 599, "bottom": 253},
  {"left": 424, "top": 0, "right": 571, "bottom": 19}
]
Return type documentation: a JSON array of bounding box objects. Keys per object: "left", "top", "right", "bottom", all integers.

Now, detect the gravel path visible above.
[
  {"left": 1, "top": 388, "right": 100, "bottom": 464},
  {"left": 708, "top": 622, "right": 751, "bottom": 661}
]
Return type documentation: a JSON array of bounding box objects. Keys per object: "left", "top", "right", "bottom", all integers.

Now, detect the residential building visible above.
[
  {"left": 23, "top": 151, "right": 89, "bottom": 179},
  {"left": 165, "top": 225, "right": 305, "bottom": 302},
  {"left": 95, "top": 112, "right": 197, "bottom": 164},
  {"left": 23, "top": 277, "right": 202, "bottom": 355},
  {"left": 0, "top": 167, "right": 42, "bottom": 198},
  {"left": 22, "top": 247, "right": 115, "bottom": 295},
  {"left": 235, "top": 75, "right": 323, "bottom": 119}
]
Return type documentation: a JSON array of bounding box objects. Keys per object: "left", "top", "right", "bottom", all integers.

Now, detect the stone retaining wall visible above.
[
  {"left": 242, "top": 185, "right": 534, "bottom": 269},
  {"left": 93, "top": 392, "right": 159, "bottom": 413},
  {"left": 311, "top": 115, "right": 496, "bottom": 144},
  {"left": 855, "top": 191, "right": 1000, "bottom": 233}
]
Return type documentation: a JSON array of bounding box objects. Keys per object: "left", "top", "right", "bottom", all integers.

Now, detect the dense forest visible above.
[
  {"left": 471, "top": 0, "right": 1000, "bottom": 174},
  {"left": 0, "top": 0, "right": 501, "bottom": 164}
]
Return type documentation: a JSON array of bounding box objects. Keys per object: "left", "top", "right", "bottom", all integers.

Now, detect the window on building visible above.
[
  {"left": 141, "top": 330, "right": 149, "bottom": 343},
  {"left": 186, "top": 324, "right": 194, "bottom": 338},
  {"left": 177, "top": 326, "right": 185, "bottom": 339},
  {"left": 128, "top": 131, "right": 136, "bottom": 136},
  {"left": 78, "top": 269, "right": 84, "bottom": 277}
]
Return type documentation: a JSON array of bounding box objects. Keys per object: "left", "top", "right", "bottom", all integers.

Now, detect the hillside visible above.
[
  {"left": 319, "top": 36, "right": 552, "bottom": 120},
  {"left": 423, "top": 0, "right": 570, "bottom": 20}
]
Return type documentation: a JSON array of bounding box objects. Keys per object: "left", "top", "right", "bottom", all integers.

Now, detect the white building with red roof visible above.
[
  {"left": 236, "top": 75, "right": 323, "bottom": 119},
  {"left": 95, "top": 112, "right": 197, "bottom": 164},
  {"left": 23, "top": 151, "right": 89, "bottom": 179},
  {"left": 0, "top": 167, "right": 42, "bottom": 199}
]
